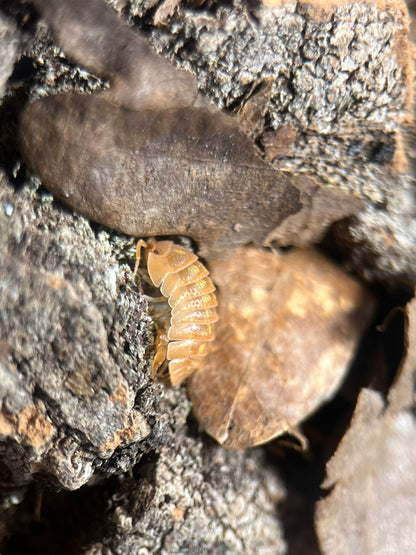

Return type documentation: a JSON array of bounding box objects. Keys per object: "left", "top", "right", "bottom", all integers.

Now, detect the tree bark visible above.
[{"left": 0, "top": 0, "right": 415, "bottom": 553}]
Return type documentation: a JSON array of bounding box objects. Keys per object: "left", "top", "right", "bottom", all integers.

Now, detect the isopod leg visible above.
[
  {"left": 135, "top": 268, "right": 155, "bottom": 287},
  {"left": 150, "top": 305, "right": 171, "bottom": 322},
  {"left": 144, "top": 294, "right": 167, "bottom": 303},
  {"left": 152, "top": 330, "right": 168, "bottom": 378},
  {"left": 155, "top": 358, "right": 169, "bottom": 380},
  {"left": 134, "top": 239, "right": 148, "bottom": 277}
]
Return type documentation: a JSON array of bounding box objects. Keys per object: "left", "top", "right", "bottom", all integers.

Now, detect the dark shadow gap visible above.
[{"left": 0, "top": 477, "right": 118, "bottom": 555}]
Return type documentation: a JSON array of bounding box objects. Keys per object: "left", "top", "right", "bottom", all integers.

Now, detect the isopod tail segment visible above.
[{"left": 135, "top": 239, "right": 219, "bottom": 387}]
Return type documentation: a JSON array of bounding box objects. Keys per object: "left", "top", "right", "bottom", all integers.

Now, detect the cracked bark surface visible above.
[
  {"left": 0, "top": 174, "right": 157, "bottom": 490},
  {"left": 0, "top": 174, "right": 288, "bottom": 554},
  {"left": 123, "top": 0, "right": 416, "bottom": 286}
]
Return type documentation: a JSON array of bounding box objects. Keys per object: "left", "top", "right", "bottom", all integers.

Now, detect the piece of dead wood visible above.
[
  {"left": 0, "top": 173, "right": 158, "bottom": 490},
  {"left": 315, "top": 296, "right": 416, "bottom": 555}
]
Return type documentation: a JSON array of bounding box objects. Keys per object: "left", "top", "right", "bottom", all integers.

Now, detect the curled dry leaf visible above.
[
  {"left": 315, "top": 297, "right": 416, "bottom": 555},
  {"left": 188, "top": 247, "right": 375, "bottom": 449}
]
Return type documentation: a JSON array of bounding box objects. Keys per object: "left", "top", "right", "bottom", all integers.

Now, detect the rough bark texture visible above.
[
  {"left": 10, "top": 0, "right": 416, "bottom": 285},
  {"left": 121, "top": 0, "right": 416, "bottom": 286},
  {"left": 85, "top": 437, "right": 287, "bottom": 554},
  {"left": 0, "top": 172, "right": 157, "bottom": 490},
  {"left": 0, "top": 174, "right": 288, "bottom": 553}
]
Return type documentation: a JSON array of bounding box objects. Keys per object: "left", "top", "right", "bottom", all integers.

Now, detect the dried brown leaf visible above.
[
  {"left": 188, "top": 247, "right": 375, "bottom": 448},
  {"left": 20, "top": 94, "right": 306, "bottom": 260},
  {"left": 315, "top": 297, "right": 416, "bottom": 555},
  {"left": 387, "top": 299, "right": 416, "bottom": 413}
]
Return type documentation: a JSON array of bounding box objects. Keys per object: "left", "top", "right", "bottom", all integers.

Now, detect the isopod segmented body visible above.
[{"left": 136, "top": 239, "right": 218, "bottom": 386}]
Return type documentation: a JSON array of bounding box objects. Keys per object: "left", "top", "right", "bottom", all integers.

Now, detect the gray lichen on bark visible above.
[
  {"left": 0, "top": 12, "right": 20, "bottom": 98},
  {"left": 144, "top": 2, "right": 409, "bottom": 130},
  {"left": 0, "top": 171, "right": 287, "bottom": 552},
  {"left": 0, "top": 172, "right": 161, "bottom": 489},
  {"left": 85, "top": 402, "right": 286, "bottom": 554}
]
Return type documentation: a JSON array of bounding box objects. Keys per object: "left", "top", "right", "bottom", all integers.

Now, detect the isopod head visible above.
[{"left": 139, "top": 240, "right": 198, "bottom": 287}]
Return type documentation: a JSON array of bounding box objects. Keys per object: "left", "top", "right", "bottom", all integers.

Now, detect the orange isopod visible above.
[{"left": 135, "top": 239, "right": 218, "bottom": 386}]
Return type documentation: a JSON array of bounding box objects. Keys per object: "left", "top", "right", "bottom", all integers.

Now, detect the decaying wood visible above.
[
  {"left": 0, "top": 12, "right": 19, "bottom": 99},
  {"left": 315, "top": 297, "right": 416, "bottom": 554},
  {"left": 0, "top": 174, "right": 156, "bottom": 490},
  {"left": 84, "top": 427, "right": 287, "bottom": 554}
]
